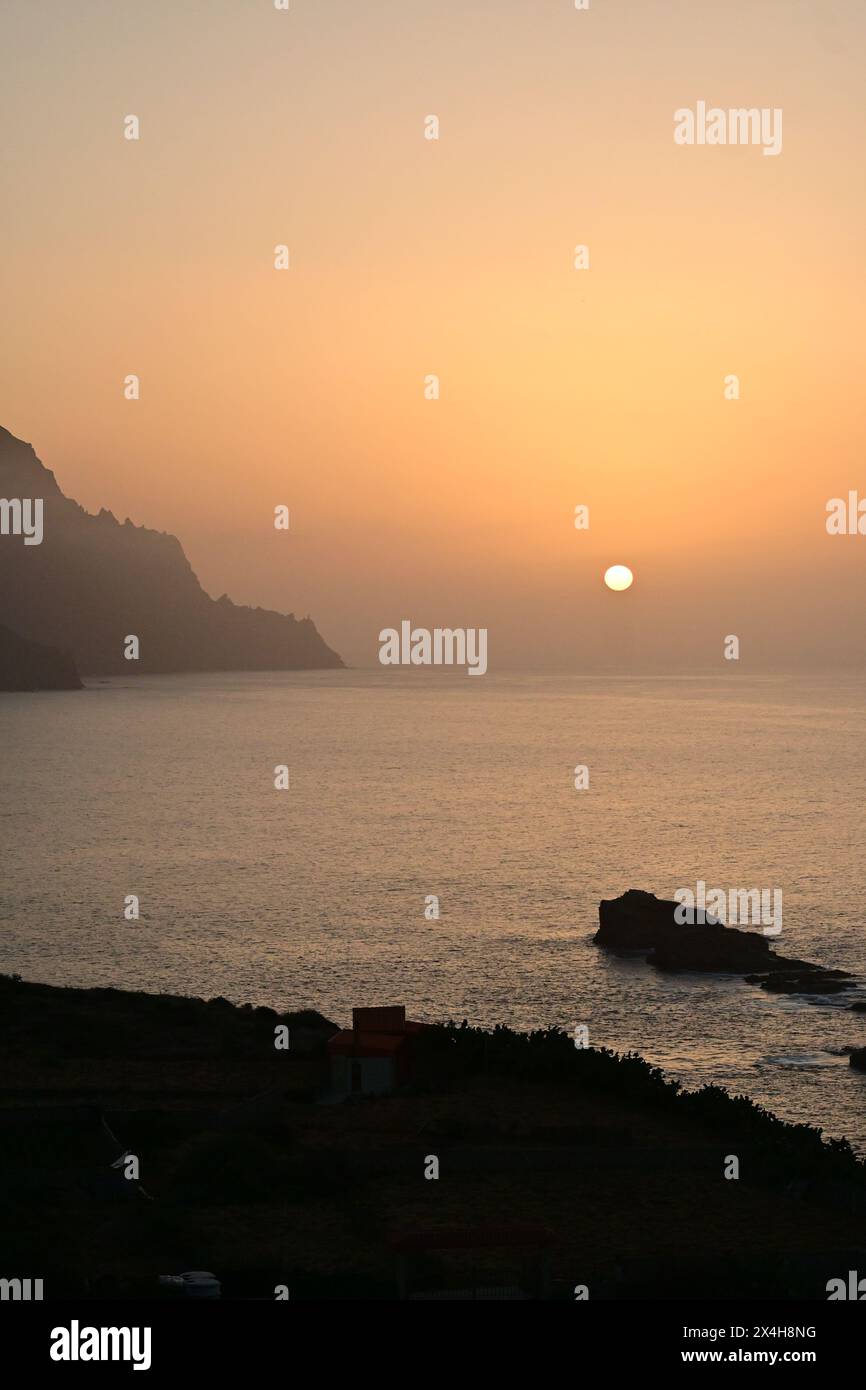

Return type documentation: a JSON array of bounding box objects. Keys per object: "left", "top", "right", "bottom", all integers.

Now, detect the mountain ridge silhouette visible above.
[{"left": 0, "top": 426, "right": 343, "bottom": 676}]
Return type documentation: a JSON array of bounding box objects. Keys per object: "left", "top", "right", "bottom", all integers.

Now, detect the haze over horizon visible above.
[{"left": 2, "top": 0, "right": 865, "bottom": 672}]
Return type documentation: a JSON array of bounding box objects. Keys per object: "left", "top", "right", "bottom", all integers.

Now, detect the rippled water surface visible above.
[{"left": 3, "top": 670, "right": 866, "bottom": 1146}]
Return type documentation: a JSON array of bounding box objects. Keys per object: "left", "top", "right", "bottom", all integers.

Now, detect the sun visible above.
[{"left": 604, "top": 564, "right": 634, "bottom": 592}]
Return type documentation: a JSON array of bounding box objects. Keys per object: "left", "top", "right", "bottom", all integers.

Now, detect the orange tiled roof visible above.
[{"left": 328, "top": 1030, "right": 409, "bottom": 1057}]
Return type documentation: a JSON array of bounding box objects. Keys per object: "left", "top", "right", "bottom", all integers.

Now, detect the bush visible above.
[{"left": 169, "top": 1130, "right": 289, "bottom": 1205}]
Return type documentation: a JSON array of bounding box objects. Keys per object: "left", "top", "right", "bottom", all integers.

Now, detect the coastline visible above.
[{"left": 3, "top": 973, "right": 866, "bottom": 1301}]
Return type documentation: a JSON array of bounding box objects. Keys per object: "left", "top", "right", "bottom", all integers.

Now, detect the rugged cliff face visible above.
[
  {"left": 0, "top": 622, "right": 82, "bottom": 691},
  {"left": 0, "top": 427, "right": 343, "bottom": 675}
]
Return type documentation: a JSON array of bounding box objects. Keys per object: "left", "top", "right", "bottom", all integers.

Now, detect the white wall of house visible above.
[
  {"left": 359, "top": 1058, "right": 394, "bottom": 1094},
  {"left": 330, "top": 1055, "right": 396, "bottom": 1095}
]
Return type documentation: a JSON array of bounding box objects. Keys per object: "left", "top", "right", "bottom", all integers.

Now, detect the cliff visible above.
[
  {"left": 0, "top": 426, "right": 343, "bottom": 675},
  {"left": 0, "top": 622, "right": 82, "bottom": 691}
]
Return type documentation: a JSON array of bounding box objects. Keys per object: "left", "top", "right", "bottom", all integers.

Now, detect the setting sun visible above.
[{"left": 604, "top": 565, "right": 634, "bottom": 592}]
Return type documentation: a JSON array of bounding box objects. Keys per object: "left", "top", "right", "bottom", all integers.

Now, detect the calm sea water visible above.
[{"left": 3, "top": 670, "right": 866, "bottom": 1147}]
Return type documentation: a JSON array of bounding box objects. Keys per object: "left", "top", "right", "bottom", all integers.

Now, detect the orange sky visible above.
[{"left": 2, "top": 0, "right": 865, "bottom": 669}]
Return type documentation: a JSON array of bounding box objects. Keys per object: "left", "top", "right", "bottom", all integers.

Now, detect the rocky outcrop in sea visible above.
[{"left": 595, "top": 889, "right": 854, "bottom": 995}]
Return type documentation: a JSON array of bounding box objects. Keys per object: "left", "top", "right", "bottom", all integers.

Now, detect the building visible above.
[{"left": 327, "top": 1006, "right": 426, "bottom": 1096}]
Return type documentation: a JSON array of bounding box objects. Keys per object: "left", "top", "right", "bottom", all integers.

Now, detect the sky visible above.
[{"left": 2, "top": 0, "right": 865, "bottom": 670}]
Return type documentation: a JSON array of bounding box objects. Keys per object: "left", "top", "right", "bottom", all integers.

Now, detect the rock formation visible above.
[
  {"left": 0, "top": 622, "right": 82, "bottom": 691},
  {"left": 596, "top": 889, "right": 853, "bottom": 995}
]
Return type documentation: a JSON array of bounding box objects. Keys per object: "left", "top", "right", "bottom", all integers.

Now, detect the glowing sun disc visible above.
[{"left": 604, "top": 564, "right": 634, "bottom": 592}]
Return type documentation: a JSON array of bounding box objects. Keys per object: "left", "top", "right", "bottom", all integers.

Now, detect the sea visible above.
[{"left": 3, "top": 669, "right": 866, "bottom": 1149}]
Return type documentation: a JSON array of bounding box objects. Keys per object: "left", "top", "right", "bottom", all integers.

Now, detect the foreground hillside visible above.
[
  {"left": 1, "top": 974, "right": 864, "bottom": 1300},
  {"left": 0, "top": 426, "right": 342, "bottom": 675}
]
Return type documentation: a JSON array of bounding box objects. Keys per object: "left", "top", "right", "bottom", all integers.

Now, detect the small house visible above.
[{"left": 327, "top": 1006, "right": 425, "bottom": 1096}]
